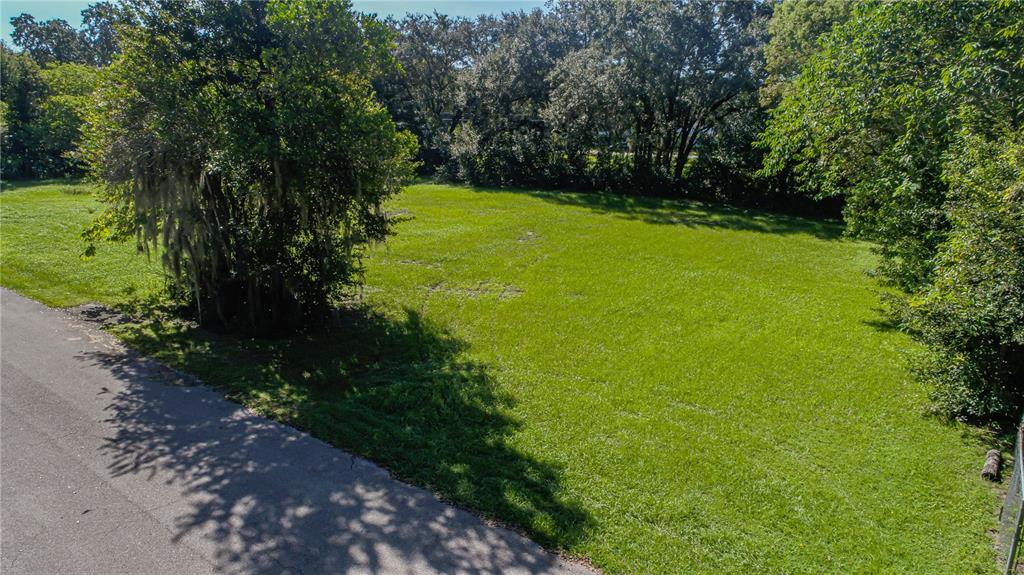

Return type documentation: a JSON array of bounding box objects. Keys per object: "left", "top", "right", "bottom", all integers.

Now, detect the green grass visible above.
[
  {"left": 0, "top": 179, "right": 165, "bottom": 306},
  {"left": 0, "top": 179, "right": 1002, "bottom": 574}
]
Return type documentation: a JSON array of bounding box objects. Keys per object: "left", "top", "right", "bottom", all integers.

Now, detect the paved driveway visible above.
[{"left": 0, "top": 288, "right": 591, "bottom": 575}]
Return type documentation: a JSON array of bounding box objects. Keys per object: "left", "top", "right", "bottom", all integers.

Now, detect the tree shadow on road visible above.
[{"left": 77, "top": 306, "right": 591, "bottom": 574}]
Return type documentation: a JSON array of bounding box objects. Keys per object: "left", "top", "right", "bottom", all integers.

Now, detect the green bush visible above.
[
  {"left": 36, "top": 62, "right": 99, "bottom": 175},
  {"left": 83, "top": 0, "right": 417, "bottom": 334},
  {"left": 898, "top": 129, "right": 1024, "bottom": 419},
  {"left": 0, "top": 49, "right": 99, "bottom": 179},
  {"left": 1, "top": 47, "right": 44, "bottom": 179}
]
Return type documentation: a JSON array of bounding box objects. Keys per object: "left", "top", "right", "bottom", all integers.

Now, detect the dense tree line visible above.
[
  {"left": 1, "top": 0, "right": 787, "bottom": 199},
  {"left": 10, "top": 2, "right": 130, "bottom": 66},
  {"left": 0, "top": 49, "right": 100, "bottom": 178},
  {"left": 379, "top": 1, "right": 781, "bottom": 203},
  {"left": 0, "top": 2, "right": 126, "bottom": 178}
]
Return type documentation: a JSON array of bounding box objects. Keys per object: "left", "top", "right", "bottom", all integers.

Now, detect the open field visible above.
[{"left": 0, "top": 180, "right": 1001, "bottom": 574}]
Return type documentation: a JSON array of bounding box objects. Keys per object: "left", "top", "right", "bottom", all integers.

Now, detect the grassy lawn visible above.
[{"left": 0, "top": 179, "right": 1001, "bottom": 573}]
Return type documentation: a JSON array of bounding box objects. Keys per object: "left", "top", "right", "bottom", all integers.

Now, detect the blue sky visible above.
[{"left": 0, "top": 1, "right": 546, "bottom": 46}]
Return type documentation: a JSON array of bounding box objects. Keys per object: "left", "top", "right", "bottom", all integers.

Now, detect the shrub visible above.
[
  {"left": 83, "top": 0, "right": 417, "bottom": 334},
  {"left": 898, "top": 129, "right": 1024, "bottom": 420}
]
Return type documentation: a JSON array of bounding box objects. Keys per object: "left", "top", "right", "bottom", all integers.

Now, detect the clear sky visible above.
[{"left": 0, "top": 0, "right": 546, "bottom": 46}]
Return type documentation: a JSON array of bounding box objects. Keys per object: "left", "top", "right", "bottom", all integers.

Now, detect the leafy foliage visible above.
[
  {"left": 82, "top": 0, "right": 417, "bottom": 333},
  {"left": 0, "top": 47, "right": 98, "bottom": 178},
  {"left": 377, "top": 12, "right": 478, "bottom": 171},
  {"left": 900, "top": 129, "right": 1024, "bottom": 419},
  {"left": 9, "top": 14, "right": 87, "bottom": 65},
  {"left": 760, "top": 0, "right": 852, "bottom": 106},
  {"left": 547, "top": 0, "right": 769, "bottom": 191},
  {"left": 381, "top": 1, "right": 772, "bottom": 196},
  {"left": 760, "top": 0, "right": 1024, "bottom": 420},
  {"left": 36, "top": 63, "right": 99, "bottom": 174},
  {"left": 8, "top": 3, "right": 131, "bottom": 66},
  {"left": 80, "top": 1, "right": 131, "bottom": 66},
  {"left": 455, "top": 10, "right": 563, "bottom": 186},
  {"left": 1, "top": 2, "right": 127, "bottom": 180},
  {"left": 0, "top": 46, "right": 45, "bottom": 179}
]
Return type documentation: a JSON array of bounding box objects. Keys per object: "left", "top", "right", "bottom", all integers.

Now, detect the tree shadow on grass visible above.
[
  {"left": 474, "top": 186, "right": 844, "bottom": 241},
  {"left": 0, "top": 177, "right": 87, "bottom": 192},
  {"left": 77, "top": 306, "right": 591, "bottom": 574},
  {"left": 861, "top": 306, "right": 903, "bottom": 334}
]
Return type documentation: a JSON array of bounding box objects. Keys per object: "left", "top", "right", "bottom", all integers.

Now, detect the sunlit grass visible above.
[
  {"left": 0, "top": 180, "right": 165, "bottom": 306},
  {"left": 0, "top": 180, "right": 1001, "bottom": 574}
]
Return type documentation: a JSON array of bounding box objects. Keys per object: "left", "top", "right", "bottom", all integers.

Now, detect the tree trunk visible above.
[{"left": 673, "top": 122, "right": 698, "bottom": 183}]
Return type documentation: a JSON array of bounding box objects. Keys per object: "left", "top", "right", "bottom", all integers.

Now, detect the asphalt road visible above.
[{"left": 0, "top": 288, "right": 591, "bottom": 575}]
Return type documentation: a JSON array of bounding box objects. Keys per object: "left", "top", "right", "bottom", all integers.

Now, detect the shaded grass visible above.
[
  {"left": 0, "top": 180, "right": 1002, "bottom": 574},
  {"left": 109, "top": 306, "right": 593, "bottom": 553}
]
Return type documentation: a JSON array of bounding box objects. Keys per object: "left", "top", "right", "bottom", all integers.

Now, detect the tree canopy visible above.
[
  {"left": 379, "top": 0, "right": 772, "bottom": 196},
  {"left": 759, "top": 0, "right": 851, "bottom": 106},
  {"left": 83, "top": 0, "right": 417, "bottom": 333},
  {"left": 9, "top": 2, "right": 130, "bottom": 66}
]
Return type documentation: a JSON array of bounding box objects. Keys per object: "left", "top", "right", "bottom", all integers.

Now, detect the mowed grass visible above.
[
  {"left": 0, "top": 180, "right": 165, "bottom": 305},
  {"left": 0, "top": 180, "right": 1001, "bottom": 574}
]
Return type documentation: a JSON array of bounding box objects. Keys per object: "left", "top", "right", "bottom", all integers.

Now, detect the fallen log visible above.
[{"left": 982, "top": 449, "right": 1002, "bottom": 481}]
